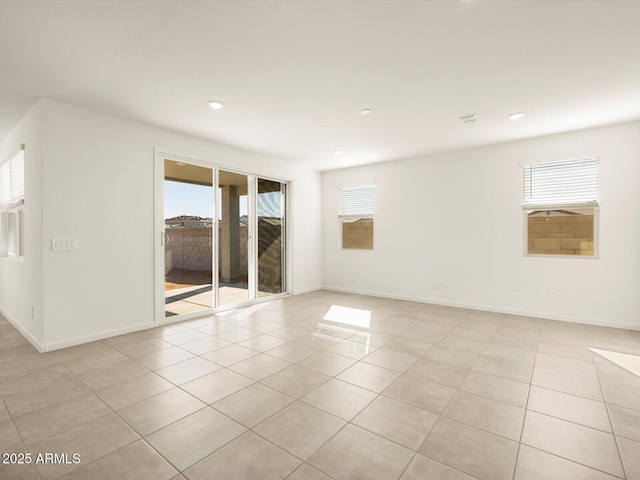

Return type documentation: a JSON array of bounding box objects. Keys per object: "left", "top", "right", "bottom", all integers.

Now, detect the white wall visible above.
[
  {"left": 323, "top": 121, "right": 640, "bottom": 330},
  {"left": 0, "top": 99, "right": 44, "bottom": 346},
  {"left": 40, "top": 98, "right": 322, "bottom": 350}
]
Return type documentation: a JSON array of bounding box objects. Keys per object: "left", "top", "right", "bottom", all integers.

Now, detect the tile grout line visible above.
[
  {"left": 53, "top": 342, "right": 245, "bottom": 477},
  {"left": 59, "top": 360, "right": 185, "bottom": 477},
  {"left": 15, "top": 359, "right": 145, "bottom": 480},
  {"left": 509, "top": 318, "right": 542, "bottom": 480},
  {"left": 346, "top": 343, "right": 478, "bottom": 479},
  {"left": 592, "top": 349, "right": 630, "bottom": 480},
  {"left": 388, "top": 312, "right": 489, "bottom": 480},
  {"left": 247, "top": 321, "right": 431, "bottom": 480},
  {"left": 0, "top": 393, "right": 45, "bottom": 480},
  {"left": 409, "top": 315, "right": 513, "bottom": 480},
  {"left": 166, "top": 328, "right": 341, "bottom": 474},
  {"left": 513, "top": 324, "right": 629, "bottom": 480},
  {"left": 59, "top": 351, "right": 242, "bottom": 478}
]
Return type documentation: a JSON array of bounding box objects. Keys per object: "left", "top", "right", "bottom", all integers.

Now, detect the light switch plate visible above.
[{"left": 51, "top": 237, "right": 79, "bottom": 252}]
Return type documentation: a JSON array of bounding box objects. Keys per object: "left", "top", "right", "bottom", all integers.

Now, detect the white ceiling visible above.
[{"left": 1, "top": 1, "right": 639, "bottom": 171}]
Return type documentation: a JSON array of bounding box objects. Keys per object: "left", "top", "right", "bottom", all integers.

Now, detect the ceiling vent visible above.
[{"left": 460, "top": 114, "right": 478, "bottom": 124}]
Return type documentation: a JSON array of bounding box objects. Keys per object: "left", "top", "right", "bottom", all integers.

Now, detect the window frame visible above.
[
  {"left": 521, "top": 156, "right": 599, "bottom": 259},
  {"left": 1, "top": 147, "right": 25, "bottom": 262},
  {"left": 339, "top": 183, "right": 375, "bottom": 251}
]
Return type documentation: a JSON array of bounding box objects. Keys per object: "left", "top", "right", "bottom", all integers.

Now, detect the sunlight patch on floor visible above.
[{"left": 590, "top": 348, "right": 640, "bottom": 377}]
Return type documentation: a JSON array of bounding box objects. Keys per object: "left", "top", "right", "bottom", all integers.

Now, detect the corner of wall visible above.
[{"left": 0, "top": 97, "right": 45, "bottom": 348}]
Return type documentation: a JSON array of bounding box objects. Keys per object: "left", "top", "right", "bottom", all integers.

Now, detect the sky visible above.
[
  {"left": 165, "top": 180, "right": 280, "bottom": 219},
  {"left": 165, "top": 180, "right": 215, "bottom": 219}
]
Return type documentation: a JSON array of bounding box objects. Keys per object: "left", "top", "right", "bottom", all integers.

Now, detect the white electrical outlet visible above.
[
  {"left": 433, "top": 280, "right": 439, "bottom": 289},
  {"left": 549, "top": 289, "right": 558, "bottom": 300}
]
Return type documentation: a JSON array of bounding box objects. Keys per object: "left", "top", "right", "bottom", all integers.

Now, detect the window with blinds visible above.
[
  {"left": 1, "top": 147, "right": 25, "bottom": 259},
  {"left": 340, "top": 184, "right": 374, "bottom": 250},
  {"left": 523, "top": 157, "right": 598, "bottom": 209},
  {"left": 523, "top": 157, "right": 598, "bottom": 257}
]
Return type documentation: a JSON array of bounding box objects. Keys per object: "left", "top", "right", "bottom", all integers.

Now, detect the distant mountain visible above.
[{"left": 165, "top": 215, "right": 213, "bottom": 221}]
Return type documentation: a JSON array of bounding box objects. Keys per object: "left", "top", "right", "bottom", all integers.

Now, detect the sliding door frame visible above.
[
  {"left": 153, "top": 148, "right": 293, "bottom": 326},
  {"left": 247, "top": 174, "right": 257, "bottom": 302},
  {"left": 255, "top": 178, "right": 288, "bottom": 299}
]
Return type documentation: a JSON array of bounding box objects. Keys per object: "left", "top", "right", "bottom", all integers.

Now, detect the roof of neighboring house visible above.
[{"left": 529, "top": 209, "right": 591, "bottom": 216}]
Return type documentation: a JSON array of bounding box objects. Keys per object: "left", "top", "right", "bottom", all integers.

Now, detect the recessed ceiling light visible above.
[
  {"left": 361, "top": 109, "right": 373, "bottom": 115},
  {"left": 208, "top": 100, "right": 224, "bottom": 109},
  {"left": 334, "top": 150, "right": 344, "bottom": 155},
  {"left": 175, "top": 162, "right": 186, "bottom": 166},
  {"left": 508, "top": 112, "right": 526, "bottom": 120}
]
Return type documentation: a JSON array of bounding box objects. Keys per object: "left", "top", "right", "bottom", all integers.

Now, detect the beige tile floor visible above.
[{"left": 1, "top": 290, "right": 640, "bottom": 480}]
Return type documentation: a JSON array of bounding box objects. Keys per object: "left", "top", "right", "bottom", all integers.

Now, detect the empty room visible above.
[{"left": 1, "top": 1, "right": 639, "bottom": 480}]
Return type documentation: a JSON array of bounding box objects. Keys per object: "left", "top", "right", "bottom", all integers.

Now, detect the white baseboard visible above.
[
  {"left": 6, "top": 284, "right": 637, "bottom": 354},
  {"left": 293, "top": 286, "right": 323, "bottom": 296},
  {"left": 0, "top": 307, "right": 43, "bottom": 352},
  {"left": 40, "top": 322, "right": 157, "bottom": 352},
  {"left": 322, "top": 286, "right": 640, "bottom": 332}
]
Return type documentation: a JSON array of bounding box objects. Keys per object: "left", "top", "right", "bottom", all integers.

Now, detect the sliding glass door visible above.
[
  {"left": 217, "top": 170, "right": 250, "bottom": 307},
  {"left": 257, "top": 178, "right": 286, "bottom": 297},
  {"left": 163, "top": 160, "right": 214, "bottom": 317},
  {"left": 158, "top": 156, "right": 288, "bottom": 321}
]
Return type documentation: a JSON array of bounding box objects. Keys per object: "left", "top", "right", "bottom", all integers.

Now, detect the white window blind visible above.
[
  {"left": 340, "top": 184, "right": 374, "bottom": 217},
  {"left": 523, "top": 157, "right": 598, "bottom": 210},
  {"left": 0, "top": 164, "right": 10, "bottom": 207},
  {"left": 1, "top": 149, "right": 25, "bottom": 210}
]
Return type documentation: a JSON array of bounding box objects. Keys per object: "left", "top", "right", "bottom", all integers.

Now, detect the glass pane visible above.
[
  {"left": 164, "top": 160, "right": 213, "bottom": 317},
  {"left": 0, "top": 212, "right": 6, "bottom": 257},
  {"left": 342, "top": 218, "right": 373, "bottom": 249},
  {"left": 527, "top": 208, "right": 595, "bottom": 256},
  {"left": 7, "top": 211, "right": 16, "bottom": 256},
  {"left": 218, "top": 170, "right": 249, "bottom": 306},
  {"left": 257, "top": 179, "right": 285, "bottom": 296},
  {"left": 18, "top": 208, "right": 23, "bottom": 257}
]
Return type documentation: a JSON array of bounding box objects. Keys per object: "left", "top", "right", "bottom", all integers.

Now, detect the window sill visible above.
[
  {"left": 523, "top": 253, "right": 598, "bottom": 260},
  {"left": 2, "top": 255, "right": 24, "bottom": 263}
]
